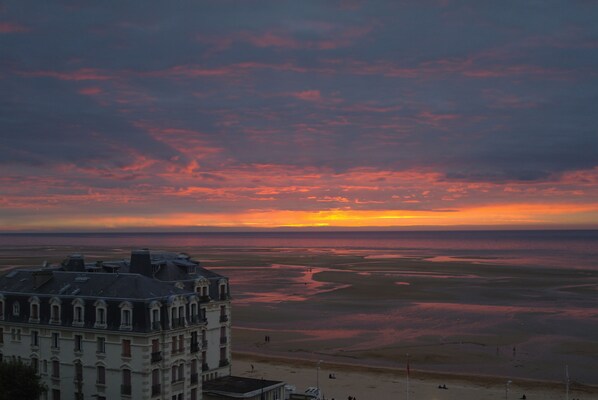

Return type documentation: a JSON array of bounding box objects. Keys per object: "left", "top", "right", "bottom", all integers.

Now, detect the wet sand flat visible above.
[{"left": 1, "top": 244, "right": 597, "bottom": 387}]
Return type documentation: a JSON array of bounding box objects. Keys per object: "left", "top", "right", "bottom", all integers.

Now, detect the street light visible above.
[
  {"left": 316, "top": 360, "right": 322, "bottom": 397},
  {"left": 505, "top": 380, "right": 512, "bottom": 400}
]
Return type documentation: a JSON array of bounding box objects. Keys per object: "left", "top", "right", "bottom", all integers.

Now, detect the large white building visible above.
[{"left": 0, "top": 249, "right": 232, "bottom": 400}]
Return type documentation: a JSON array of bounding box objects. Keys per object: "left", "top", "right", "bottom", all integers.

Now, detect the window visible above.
[
  {"left": 178, "top": 363, "right": 184, "bottom": 381},
  {"left": 150, "top": 301, "right": 161, "bottom": 330},
  {"left": 52, "top": 359, "right": 60, "bottom": 378},
  {"left": 74, "top": 335, "right": 83, "bottom": 352},
  {"left": 171, "top": 365, "right": 177, "bottom": 382},
  {"left": 122, "top": 369, "right": 131, "bottom": 395},
  {"left": 178, "top": 334, "right": 184, "bottom": 352},
  {"left": 122, "top": 339, "right": 131, "bottom": 358},
  {"left": 29, "top": 297, "right": 40, "bottom": 322},
  {"left": 12, "top": 301, "right": 20, "bottom": 316},
  {"left": 31, "top": 357, "right": 39, "bottom": 373},
  {"left": 31, "top": 330, "right": 39, "bottom": 347},
  {"left": 0, "top": 298, "right": 4, "bottom": 319},
  {"left": 119, "top": 301, "right": 133, "bottom": 330},
  {"left": 122, "top": 309, "right": 131, "bottom": 326},
  {"left": 219, "top": 282, "right": 227, "bottom": 300},
  {"left": 74, "top": 361, "right": 83, "bottom": 382},
  {"left": 72, "top": 298, "right": 85, "bottom": 327},
  {"left": 94, "top": 300, "right": 107, "bottom": 329},
  {"left": 0, "top": 327, "right": 3, "bottom": 344},
  {"left": 52, "top": 389, "right": 61, "bottom": 400},
  {"left": 172, "top": 335, "right": 178, "bottom": 353},
  {"left": 152, "top": 368, "right": 161, "bottom": 395},
  {"left": 51, "top": 332, "right": 59, "bottom": 349},
  {"left": 97, "top": 365, "right": 105, "bottom": 384},
  {"left": 97, "top": 337, "right": 105, "bottom": 353},
  {"left": 152, "top": 339, "right": 160, "bottom": 353},
  {"left": 11, "top": 328, "right": 21, "bottom": 342},
  {"left": 49, "top": 297, "right": 62, "bottom": 324}
]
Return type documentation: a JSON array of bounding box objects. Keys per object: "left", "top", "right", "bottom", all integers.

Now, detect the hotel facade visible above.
[{"left": 0, "top": 249, "right": 232, "bottom": 400}]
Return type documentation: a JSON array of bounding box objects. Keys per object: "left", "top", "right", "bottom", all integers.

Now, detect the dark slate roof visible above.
[
  {"left": 0, "top": 270, "right": 189, "bottom": 300},
  {"left": 203, "top": 376, "right": 284, "bottom": 395}
]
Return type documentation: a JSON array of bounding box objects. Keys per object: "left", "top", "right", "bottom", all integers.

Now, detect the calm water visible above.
[{"left": 1, "top": 230, "right": 597, "bottom": 269}]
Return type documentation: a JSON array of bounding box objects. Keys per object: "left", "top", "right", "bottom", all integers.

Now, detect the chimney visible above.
[
  {"left": 64, "top": 254, "right": 85, "bottom": 272},
  {"left": 130, "top": 249, "right": 153, "bottom": 277},
  {"left": 32, "top": 270, "right": 54, "bottom": 289}
]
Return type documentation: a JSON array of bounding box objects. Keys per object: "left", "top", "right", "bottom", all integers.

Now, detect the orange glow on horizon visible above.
[{"left": 5, "top": 202, "right": 598, "bottom": 231}]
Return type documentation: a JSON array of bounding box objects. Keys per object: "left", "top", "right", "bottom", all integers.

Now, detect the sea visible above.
[{"left": 1, "top": 229, "right": 597, "bottom": 270}]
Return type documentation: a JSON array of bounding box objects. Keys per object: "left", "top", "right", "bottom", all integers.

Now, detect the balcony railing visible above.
[
  {"left": 190, "top": 342, "right": 199, "bottom": 353},
  {"left": 190, "top": 373, "right": 198, "bottom": 384},
  {"left": 152, "top": 321, "right": 161, "bottom": 330},
  {"left": 219, "top": 294, "right": 227, "bottom": 301},
  {"left": 121, "top": 384, "right": 132, "bottom": 395},
  {"left": 219, "top": 314, "right": 228, "bottom": 323},
  {"left": 201, "top": 340, "right": 208, "bottom": 349},
  {"left": 151, "top": 384, "right": 161, "bottom": 396},
  {"left": 199, "top": 295, "right": 211, "bottom": 302},
  {"left": 151, "top": 351, "right": 162, "bottom": 363},
  {"left": 202, "top": 363, "right": 209, "bottom": 372},
  {"left": 220, "top": 336, "right": 227, "bottom": 345},
  {"left": 219, "top": 359, "right": 230, "bottom": 367}
]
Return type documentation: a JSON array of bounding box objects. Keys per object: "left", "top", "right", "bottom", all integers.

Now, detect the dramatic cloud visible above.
[{"left": 1, "top": 1, "right": 598, "bottom": 230}]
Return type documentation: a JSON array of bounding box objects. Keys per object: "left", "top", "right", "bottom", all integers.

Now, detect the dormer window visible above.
[
  {"left": 219, "top": 281, "right": 228, "bottom": 301},
  {"left": 29, "top": 297, "right": 40, "bottom": 323},
  {"left": 12, "top": 302, "right": 20, "bottom": 317},
  {"left": 49, "top": 297, "right": 62, "bottom": 325},
  {"left": 94, "top": 300, "right": 107, "bottom": 329},
  {"left": 150, "top": 301, "right": 161, "bottom": 331},
  {"left": 119, "top": 301, "right": 133, "bottom": 331},
  {"left": 72, "top": 298, "right": 85, "bottom": 327},
  {"left": 195, "top": 278, "right": 210, "bottom": 300}
]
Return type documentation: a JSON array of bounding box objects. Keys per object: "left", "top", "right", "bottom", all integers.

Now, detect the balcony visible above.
[
  {"left": 152, "top": 320, "right": 161, "bottom": 330},
  {"left": 121, "top": 384, "right": 132, "bottom": 395},
  {"left": 190, "top": 342, "right": 200, "bottom": 353},
  {"left": 151, "top": 351, "right": 162, "bottom": 363},
  {"left": 49, "top": 318, "right": 61, "bottom": 325},
  {"left": 220, "top": 336, "right": 227, "bottom": 345},
  {"left": 199, "top": 295, "right": 211, "bottom": 302},
  {"left": 219, "top": 314, "right": 228, "bottom": 323},
  {"left": 202, "top": 363, "right": 209, "bottom": 372},
  {"left": 151, "top": 384, "right": 161, "bottom": 396},
  {"left": 219, "top": 359, "right": 230, "bottom": 367},
  {"left": 219, "top": 294, "right": 227, "bottom": 301},
  {"left": 201, "top": 340, "right": 208, "bottom": 349},
  {"left": 190, "top": 373, "right": 198, "bottom": 384}
]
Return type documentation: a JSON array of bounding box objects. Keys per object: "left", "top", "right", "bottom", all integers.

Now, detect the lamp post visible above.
[
  {"left": 505, "top": 380, "right": 512, "bottom": 400},
  {"left": 316, "top": 360, "right": 322, "bottom": 398}
]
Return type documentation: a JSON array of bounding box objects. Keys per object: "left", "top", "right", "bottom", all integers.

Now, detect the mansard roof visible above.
[{"left": 0, "top": 269, "right": 189, "bottom": 300}]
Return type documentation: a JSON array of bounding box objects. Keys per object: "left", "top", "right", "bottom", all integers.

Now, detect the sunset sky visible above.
[{"left": 2, "top": 1, "right": 598, "bottom": 231}]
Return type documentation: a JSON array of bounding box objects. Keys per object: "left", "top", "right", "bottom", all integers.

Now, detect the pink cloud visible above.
[
  {"left": 291, "top": 90, "right": 322, "bottom": 102},
  {"left": 20, "top": 68, "right": 112, "bottom": 81},
  {"left": 78, "top": 87, "right": 103, "bottom": 96},
  {"left": 0, "top": 22, "right": 29, "bottom": 33}
]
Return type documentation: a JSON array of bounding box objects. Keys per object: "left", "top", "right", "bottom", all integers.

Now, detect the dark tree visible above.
[{"left": 0, "top": 359, "right": 47, "bottom": 400}]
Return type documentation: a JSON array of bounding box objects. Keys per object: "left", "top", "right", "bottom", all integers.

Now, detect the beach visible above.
[
  {"left": 1, "top": 232, "right": 597, "bottom": 394},
  {"left": 232, "top": 353, "right": 596, "bottom": 400}
]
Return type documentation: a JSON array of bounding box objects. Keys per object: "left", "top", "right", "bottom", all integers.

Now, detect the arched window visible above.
[
  {"left": 72, "top": 298, "right": 85, "bottom": 327},
  {"left": 49, "top": 297, "right": 61, "bottom": 324},
  {"left": 29, "top": 297, "right": 40, "bottom": 323},
  {"left": 119, "top": 301, "right": 133, "bottom": 330},
  {"left": 96, "top": 364, "right": 106, "bottom": 385},
  {"left": 74, "top": 360, "right": 83, "bottom": 382},
  {"left": 149, "top": 301, "right": 161, "bottom": 331},
  {"left": 94, "top": 300, "right": 107, "bottom": 329},
  {"left": 195, "top": 278, "right": 210, "bottom": 299},
  {"left": 219, "top": 280, "right": 228, "bottom": 301},
  {"left": 122, "top": 368, "right": 132, "bottom": 395}
]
